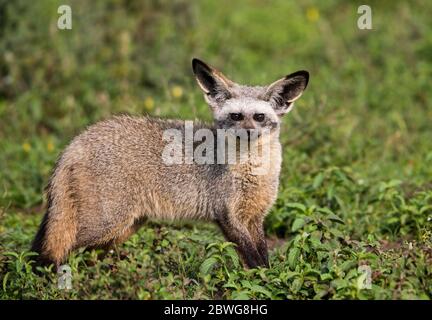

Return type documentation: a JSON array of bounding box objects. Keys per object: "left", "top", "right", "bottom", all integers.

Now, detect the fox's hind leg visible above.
[
  {"left": 114, "top": 216, "right": 148, "bottom": 245},
  {"left": 110, "top": 216, "right": 148, "bottom": 260},
  {"left": 84, "top": 216, "right": 148, "bottom": 261}
]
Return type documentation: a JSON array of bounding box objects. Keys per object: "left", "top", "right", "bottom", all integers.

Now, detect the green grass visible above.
[{"left": 0, "top": 0, "right": 431, "bottom": 299}]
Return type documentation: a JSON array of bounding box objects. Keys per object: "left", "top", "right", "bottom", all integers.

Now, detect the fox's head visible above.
[{"left": 192, "top": 58, "right": 309, "bottom": 138}]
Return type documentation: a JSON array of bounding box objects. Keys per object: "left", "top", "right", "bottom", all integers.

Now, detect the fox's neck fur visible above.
[
  {"left": 227, "top": 130, "right": 281, "bottom": 197},
  {"left": 226, "top": 131, "right": 282, "bottom": 225}
]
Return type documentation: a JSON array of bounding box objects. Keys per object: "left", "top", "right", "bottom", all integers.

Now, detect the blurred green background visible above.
[
  {"left": 1, "top": 0, "right": 431, "bottom": 208},
  {"left": 0, "top": 0, "right": 431, "bottom": 299}
]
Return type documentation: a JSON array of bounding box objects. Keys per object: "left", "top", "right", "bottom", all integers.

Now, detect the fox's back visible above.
[{"left": 54, "top": 116, "right": 228, "bottom": 225}]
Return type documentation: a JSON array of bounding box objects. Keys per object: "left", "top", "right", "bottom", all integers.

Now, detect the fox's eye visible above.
[
  {"left": 230, "top": 113, "right": 244, "bottom": 121},
  {"left": 253, "top": 113, "right": 265, "bottom": 122}
]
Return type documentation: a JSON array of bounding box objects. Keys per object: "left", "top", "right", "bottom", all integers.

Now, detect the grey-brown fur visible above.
[{"left": 32, "top": 59, "right": 309, "bottom": 269}]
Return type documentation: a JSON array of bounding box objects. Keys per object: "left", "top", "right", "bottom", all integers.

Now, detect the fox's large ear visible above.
[
  {"left": 264, "top": 70, "right": 309, "bottom": 116},
  {"left": 192, "top": 58, "right": 234, "bottom": 106}
]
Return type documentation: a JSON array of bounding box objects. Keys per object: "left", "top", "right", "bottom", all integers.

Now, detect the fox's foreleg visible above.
[{"left": 216, "top": 212, "right": 269, "bottom": 268}]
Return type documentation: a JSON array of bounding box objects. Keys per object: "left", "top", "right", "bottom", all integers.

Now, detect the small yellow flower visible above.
[
  {"left": 119, "top": 31, "right": 131, "bottom": 57},
  {"left": 171, "top": 85, "right": 183, "bottom": 99},
  {"left": 144, "top": 97, "right": 155, "bottom": 111},
  {"left": 306, "top": 6, "right": 320, "bottom": 22},
  {"left": 22, "top": 142, "right": 31, "bottom": 153},
  {"left": 47, "top": 141, "right": 55, "bottom": 152}
]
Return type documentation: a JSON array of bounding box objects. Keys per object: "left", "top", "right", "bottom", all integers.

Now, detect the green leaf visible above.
[
  {"left": 313, "top": 284, "right": 329, "bottom": 299},
  {"left": 2, "top": 272, "right": 9, "bottom": 291},
  {"left": 240, "top": 280, "right": 252, "bottom": 289},
  {"left": 327, "top": 185, "right": 335, "bottom": 200},
  {"left": 286, "top": 203, "right": 306, "bottom": 213},
  {"left": 291, "top": 217, "right": 306, "bottom": 232},
  {"left": 317, "top": 207, "right": 334, "bottom": 215},
  {"left": 320, "top": 273, "right": 333, "bottom": 281},
  {"left": 224, "top": 245, "right": 240, "bottom": 268},
  {"left": 3, "top": 252, "right": 19, "bottom": 258},
  {"left": 251, "top": 284, "right": 273, "bottom": 298},
  {"left": 283, "top": 271, "right": 301, "bottom": 281},
  {"left": 328, "top": 213, "right": 345, "bottom": 224},
  {"left": 331, "top": 279, "right": 349, "bottom": 289},
  {"left": 200, "top": 257, "right": 218, "bottom": 275},
  {"left": 223, "top": 281, "right": 239, "bottom": 290},
  {"left": 232, "top": 290, "right": 251, "bottom": 300},
  {"left": 329, "top": 228, "right": 344, "bottom": 239},
  {"left": 288, "top": 247, "right": 300, "bottom": 270},
  {"left": 291, "top": 277, "right": 303, "bottom": 293},
  {"left": 339, "top": 260, "right": 357, "bottom": 272},
  {"left": 313, "top": 172, "right": 325, "bottom": 189},
  {"left": 161, "top": 239, "right": 170, "bottom": 247}
]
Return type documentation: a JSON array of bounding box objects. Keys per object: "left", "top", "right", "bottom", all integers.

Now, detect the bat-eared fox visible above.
[{"left": 32, "top": 58, "right": 309, "bottom": 269}]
